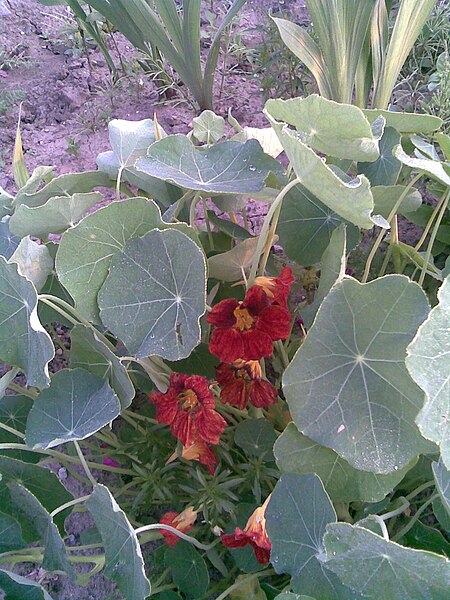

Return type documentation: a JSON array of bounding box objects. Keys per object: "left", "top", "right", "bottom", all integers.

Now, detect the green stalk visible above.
[{"left": 418, "top": 190, "right": 449, "bottom": 286}]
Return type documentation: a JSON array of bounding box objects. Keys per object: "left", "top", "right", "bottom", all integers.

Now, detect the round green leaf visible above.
[
  {"left": 362, "top": 109, "right": 442, "bottom": 134},
  {"left": 98, "top": 228, "right": 206, "bottom": 361},
  {"left": 0, "top": 569, "right": 53, "bottom": 600},
  {"left": 9, "top": 237, "right": 53, "bottom": 291},
  {"left": 9, "top": 192, "right": 102, "bottom": 238},
  {"left": 193, "top": 110, "right": 225, "bottom": 144},
  {"left": 8, "top": 482, "right": 75, "bottom": 580},
  {"left": 278, "top": 184, "right": 359, "bottom": 266},
  {"left": 85, "top": 484, "right": 151, "bottom": 600},
  {"left": 283, "top": 275, "right": 433, "bottom": 473},
  {"left": 25, "top": 368, "right": 121, "bottom": 450},
  {"left": 395, "top": 145, "right": 450, "bottom": 187},
  {"left": 267, "top": 117, "right": 378, "bottom": 229},
  {"left": 0, "top": 512, "right": 24, "bottom": 552},
  {"left": 0, "top": 220, "right": 20, "bottom": 259},
  {"left": 266, "top": 473, "right": 356, "bottom": 600},
  {"left": 56, "top": 197, "right": 197, "bottom": 324},
  {"left": 96, "top": 118, "right": 156, "bottom": 178},
  {"left": 69, "top": 324, "right": 135, "bottom": 409},
  {"left": 266, "top": 96, "right": 380, "bottom": 162},
  {"left": 0, "top": 257, "right": 54, "bottom": 388},
  {"left": 0, "top": 456, "right": 72, "bottom": 535},
  {"left": 407, "top": 276, "right": 450, "bottom": 467},
  {"left": 358, "top": 127, "right": 401, "bottom": 186},
  {"left": 234, "top": 419, "right": 277, "bottom": 459},
  {"left": 371, "top": 185, "right": 422, "bottom": 220},
  {"left": 274, "top": 423, "right": 415, "bottom": 503},
  {"left": 135, "top": 136, "right": 283, "bottom": 195},
  {"left": 165, "top": 541, "right": 209, "bottom": 598},
  {"left": 433, "top": 459, "right": 450, "bottom": 518},
  {"left": 0, "top": 395, "right": 39, "bottom": 463},
  {"left": 324, "top": 523, "right": 450, "bottom": 599}
]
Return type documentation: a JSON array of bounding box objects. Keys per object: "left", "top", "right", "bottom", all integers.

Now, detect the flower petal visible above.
[
  {"left": 241, "top": 329, "right": 274, "bottom": 359},
  {"left": 220, "top": 378, "right": 248, "bottom": 410},
  {"left": 207, "top": 298, "right": 239, "bottom": 327},
  {"left": 196, "top": 409, "right": 227, "bottom": 446},
  {"left": 209, "top": 328, "right": 244, "bottom": 363},
  {"left": 257, "top": 305, "right": 291, "bottom": 340},
  {"left": 249, "top": 380, "right": 278, "bottom": 408},
  {"left": 243, "top": 285, "right": 270, "bottom": 315}
]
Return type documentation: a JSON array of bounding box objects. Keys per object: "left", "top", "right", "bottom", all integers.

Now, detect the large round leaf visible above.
[
  {"left": 358, "top": 127, "right": 401, "bottom": 187},
  {"left": 0, "top": 570, "right": 53, "bottom": 600},
  {"left": 165, "top": 542, "right": 209, "bottom": 599},
  {"left": 0, "top": 257, "right": 54, "bottom": 388},
  {"left": 56, "top": 197, "right": 197, "bottom": 324},
  {"left": 0, "top": 220, "right": 20, "bottom": 259},
  {"left": 324, "top": 523, "right": 450, "bottom": 599},
  {"left": 135, "top": 135, "right": 283, "bottom": 195},
  {"left": 25, "top": 368, "right": 121, "bottom": 450},
  {"left": 9, "top": 192, "right": 102, "bottom": 238},
  {"left": 266, "top": 473, "right": 357, "bottom": 600},
  {"left": 85, "top": 484, "right": 151, "bottom": 600},
  {"left": 283, "top": 275, "right": 433, "bottom": 473},
  {"left": 266, "top": 96, "right": 379, "bottom": 162},
  {"left": 267, "top": 117, "right": 378, "bottom": 229},
  {"left": 278, "top": 184, "right": 359, "bottom": 266},
  {"left": 274, "top": 423, "right": 415, "bottom": 503},
  {"left": 8, "top": 482, "right": 75, "bottom": 580},
  {"left": 98, "top": 228, "right": 206, "bottom": 361},
  {"left": 69, "top": 324, "right": 135, "bottom": 409},
  {"left": 407, "top": 276, "right": 450, "bottom": 467}
]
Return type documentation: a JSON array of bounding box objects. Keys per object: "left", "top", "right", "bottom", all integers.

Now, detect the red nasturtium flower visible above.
[
  {"left": 254, "top": 266, "right": 294, "bottom": 308},
  {"left": 216, "top": 360, "right": 278, "bottom": 410},
  {"left": 160, "top": 506, "right": 198, "bottom": 547},
  {"left": 207, "top": 285, "right": 291, "bottom": 363},
  {"left": 167, "top": 438, "right": 218, "bottom": 475},
  {"left": 222, "top": 496, "right": 272, "bottom": 564},
  {"left": 150, "top": 373, "right": 227, "bottom": 447}
]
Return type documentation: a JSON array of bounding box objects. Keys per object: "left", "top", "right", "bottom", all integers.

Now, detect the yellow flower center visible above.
[
  {"left": 178, "top": 389, "right": 199, "bottom": 411},
  {"left": 233, "top": 306, "right": 254, "bottom": 331}
]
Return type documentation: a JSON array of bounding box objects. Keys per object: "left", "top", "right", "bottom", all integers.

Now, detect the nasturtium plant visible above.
[{"left": 0, "top": 89, "right": 449, "bottom": 600}]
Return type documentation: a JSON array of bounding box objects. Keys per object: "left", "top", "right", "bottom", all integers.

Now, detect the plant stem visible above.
[
  {"left": 0, "top": 421, "right": 25, "bottom": 439},
  {"left": 7, "top": 382, "right": 37, "bottom": 399},
  {"left": 274, "top": 340, "right": 290, "bottom": 369},
  {"left": 414, "top": 189, "right": 448, "bottom": 252},
  {"left": 74, "top": 441, "right": 97, "bottom": 487},
  {"left": 405, "top": 480, "right": 435, "bottom": 502},
  {"left": 418, "top": 190, "right": 449, "bottom": 286},
  {"left": 189, "top": 191, "right": 202, "bottom": 228},
  {"left": 248, "top": 178, "right": 300, "bottom": 286},
  {"left": 135, "top": 523, "right": 218, "bottom": 551},
  {"left": 202, "top": 198, "right": 215, "bottom": 249},
  {"left": 50, "top": 494, "right": 91, "bottom": 519},
  {"left": 215, "top": 570, "right": 275, "bottom": 600},
  {"left": 379, "top": 496, "right": 410, "bottom": 521},
  {"left": 47, "top": 323, "right": 68, "bottom": 356},
  {"left": 362, "top": 174, "right": 421, "bottom": 283},
  {"left": 392, "top": 494, "right": 438, "bottom": 541}
]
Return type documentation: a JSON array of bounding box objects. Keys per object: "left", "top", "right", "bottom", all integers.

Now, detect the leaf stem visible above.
[
  {"left": 405, "top": 480, "right": 435, "bottom": 502},
  {"left": 362, "top": 174, "right": 422, "bottom": 283},
  {"left": 248, "top": 178, "right": 300, "bottom": 286},
  {"left": 74, "top": 441, "right": 97, "bottom": 487},
  {"left": 392, "top": 493, "right": 438, "bottom": 541},
  {"left": 6, "top": 382, "right": 38, "bottom": 399},
  {"left": 379, "top": 496, "right": 410, "bottom": 521},
  {"left": 215, "top": 569, "right": 275, "bottom": 600},
  {"left": 414, "top": 188, "right": 448, "bottom": 252},
  {"left": 189, "top": 191, "right": 202, "bottom": 228},
  {"left": 50, "top": 494, "right": 91, "bottom": 518},
  {"left": 135, "top": 523, "right": 219, "bottom": 551},
  {"left": 418, "top": 189, "right": 449, "bottom": 286},
  {"left": 0, "top": 421, "right": 25, "bottom": 439}
]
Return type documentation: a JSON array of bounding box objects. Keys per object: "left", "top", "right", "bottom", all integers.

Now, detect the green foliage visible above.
[{"left": 0, "top": 95, "right": 449, "bottom": 599}]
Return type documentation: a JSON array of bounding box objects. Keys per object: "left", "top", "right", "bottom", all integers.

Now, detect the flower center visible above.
[
  {"left": 178, "top": 389, "right": 200, "bottom": 411},
  {"left": 233, "top": 307, "right": 255, "bottom": 331}
]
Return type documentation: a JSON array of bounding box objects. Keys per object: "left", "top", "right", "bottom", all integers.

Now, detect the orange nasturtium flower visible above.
[
  {"left": 254, "top": 265, "right": 294, "bottom": 309},
  {"left": 159, "top": 506, "right": 198, "bottom": 547},
  {"left": 167, "top": 437, "right": 218, "bottom": 475},
  {"left": 216, "top": 360, "right": 278, "bottom": 410},
  {"left": 222, "top": 495, "right": 272, "bottom": 564},
  {"left": 150, "top": 373, "right": 227, "bottom": 447},
  {"left": 207, "top": 285, "right": 291, "bottom": 363}
]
